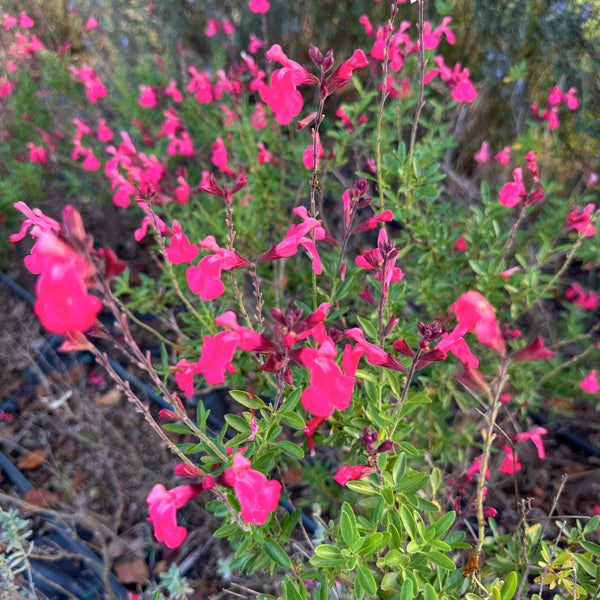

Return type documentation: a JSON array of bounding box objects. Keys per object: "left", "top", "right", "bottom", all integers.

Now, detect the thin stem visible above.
[
  {"left": 91, "top": 349, "right": 196, "bottom": 466},
  {"left": 495, "top": 202, "right": 527, "bottom": 275},
  {"left": 408, "top": 0, "right": 426, "bottom": 166},
  {"left": 375, "top": 0, "right": 400, "bottom": 210},
  {"left": 398, "top": 348, "right": 422, "bottom": 409},
  {"left": 473, "top": 360, "right": 510, "bottom": 564}
]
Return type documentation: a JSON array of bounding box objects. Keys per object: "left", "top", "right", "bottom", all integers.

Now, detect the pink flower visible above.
[
  {"left": 138, "top": 85, "right": 157, "bottom": 108},
  {"left": 500, "top": 267, "right": 519, "bottom": 280},
  {"left": 165, "top": 220, "right": 198, "bottom": 264},
  {"left": 513, "top": 427, "right": 547, "bottom": 459},
  {"left": 498, "top": 444, "right": 522, "bottom": 474},
  {"left": 450, "top": 291, "right": 505, "bottom": 357},
  {"left": 250, "top": 103, "right": 267, "bottom": 128},
  {"left": 565, "top": 204, "right": 596, "bottom": 237},
  {"left": 165, "top": 80, "right": 182, "bottom": 102},
  {"left": 565, "top": 283, "right": 599, "bottom": 311},
  {"left": 548, "top": 85, "right": 563, "bottom": 106},
  {"left": 211, "top": 136, "right": 234, "bottom": 177},
  {"left": 499, "top": 168, "right": 526, "bottom": 207},
  {"left": 580, "top": 370, "right": 599, "bottom": 394},
  {"left": 453, "top": 235, "right": 467, "bottom": 251},
  {"left": 85, "top": 15, "right": 97, "bottom": 30},
  {"left": 258, "top": 207, "right": 324, "bottom": 274},
  {"left": 186, "top": 237, "right": 249, "bottom": 301},
  {"left": 494, "top": 146, "right": 511, "bottom": 166},
  {"left": 197, "top": 331, "right": 239, "bottom": 384},
  {"left": 96, "top": 119, "right": 113, "bottom": 142},
  {"left": 34, "top": 266, "right": 102, "bottom": 335},
  {"left": 146, "top": 483, "right": 203, "bottom": 548},
  {"left": 69, "top": 64, "right": 107, "bottom": 104},
  {"left": 474, "top": 141, "right": 490, "bottom": 164},
  {"left": 249, "top": 0, "right": 270, "bottom": 13},
  {"left": 256, "top": 142, "right": 273, "bottom": 164},
  {"left": 12, "top": 203, "right": 102, "bottom": 336},
  {"left": 19, "top": 11, "right": 34, "bottom": 27},
  {"left": 465, "top": 454, "right": 490, "bottom": 482},
  {"left": 453, "top": 362, "right": 488, "bottom": 394},
  {"left": 259, "top": 45, "right": 319, "bottom": 124},
  {"left": 303, "top": 415, "right": 327, "bottom": 452},
  {"left": 512, "top": 336, "right": 556, "bottom": 362},
  {"left": 214, "top": 311, "right": 272, "bottom": 352},
  {"left": 562, "top": 87, "right": 579, "bottom": 110},
  {"left": 26, "top": 143, "right": 47, "bottom": 164},
  {"left": 174, "top": 358, "right": 196, "bottom": 397},
  {"left": 436, "top": 327, "right": 479, "bottom": 368},
  {"left": 355, "top": 227, "right": 404, "bottom": 285},
  {"left": 325, "top": 49, "right": 369, "bottom": 96},
  {"left": 333, "top": 464, "right": 376, "bottom": 486},
  {"left": 300, "top": 339, "right": 358, "bottom": 417},
  {"left": 204, "top": 18, "right": 220, "bottom": 37},
  {"left": 353, "top": 210, "right": 394, "bottom": 233},
  {"left": 222, "top": 454, "right": 281, "bottom": 524},
  {"left": 302, "top": 132, "right": 325, "bottom": 170},
  {"left": 345, "top": 328, "right": 406, "bottom": 371},
  {"left": 187, "top": 67, "right": 213, "bottom": 103},
  {"left": 426, "top": 56, "right": 477, "bottom": 102},
  {"left": 259, "top": 69, "right": 304, "bottom": 125}
]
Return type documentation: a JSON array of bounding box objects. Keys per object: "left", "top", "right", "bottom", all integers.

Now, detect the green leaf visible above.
[
  {"left": 399, "top": 578, "right": 413, "bottom": 600},
  {"left": 162, "top": 423, "right": 193, "bottom": 435},
  {"left": 263, "top": 539, "right": 291, "bottom": 569},
  {"left": 224, "top": 414, "right": 251, "bottom": 433},
  {"left": 347, "top": 480, "right": 377, "bottom": 495},
  {"left": 359, "top": 532, "right": 386, "bottom": 555},
  {"left": 311, "top": 544, "right": 346, "bottom": 566},
  {"left": 282, "top": 411, "right": 306, "bottom": 430},
  {"left": 280, "top": 388, "right": 302, "bottom": 413},
  {"left": 280, "top": 509, "right": 301, "bottom": 539},
  {"left": 396, "top": 471, "right": 428, "bottom": 493},
  {"left": 281, "top": 577, "right": 305, "bottom": 600},
  {"left": 580, "top": 540, "right": 600, "bottom": 556},
  {"left": 583, "top": 515, "right": 599, "bottom": 536},
  {"left": 500, "top": 571, "right": 517, "bottom": 600},
  {"left": 427, "top": 551, "right": 455, "bottom": 570},
  {"left": 422, "top": 583, "right": 439, "bottom": 600},
  {"left": 573, "top": 553, "right": 598, "bottom": 577},
  {"left": 229, "top": 390, "right": 266, "bottom": 409},
  {"left": 277, "top": 440, "right": 304, "bottom": 459},
  {"left": 339, "top": 502, "right": 358, "bottom": 548},
  {"left": 381, "top": 572, "right": 398, "bottom": 591},
  {"left": 406, "top": 393, "right": 432, "bottom": 405},
  {"left": 213, "top": 522, "right": 241, "bottom": 539},
  {"left": 356, "top": 565, "right": 377, "bottom": 596},
  {"left": 427, "top": 511, "right": 455, "bottom": 540},
  {"left": 399, "top": 505, "right": 418, "bottom": 540},
  {"left": 392, "top": 453, "right": 407, "bottom": 485}
]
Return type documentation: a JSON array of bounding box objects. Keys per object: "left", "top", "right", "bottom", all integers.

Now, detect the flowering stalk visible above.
[
  {"left": 408, "top": 0, "right": 426, "bottom": 167},
  {"left": 375, "top": 0, "right": 399, "bottom": 211}
]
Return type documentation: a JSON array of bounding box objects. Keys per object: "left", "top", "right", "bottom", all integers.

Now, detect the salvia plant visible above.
[{"left": 4, "top": 0, "right": 600, "bottom": 598}]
